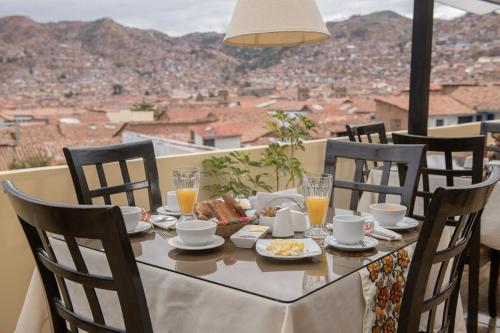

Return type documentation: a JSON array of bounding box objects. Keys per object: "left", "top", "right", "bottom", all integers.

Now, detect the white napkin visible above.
[
  {"left": 371, "top": 226, "right": 402, "bottom": 241},
  {"left": 363, "top": 215, "right": 402, "bottom": 241},
  {"left": 250, "top": 189, "right": 305, "bottom": 212}
]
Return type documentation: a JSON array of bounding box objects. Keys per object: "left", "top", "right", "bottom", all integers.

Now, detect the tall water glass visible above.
[
  {"left": 303, "top": 173, "right": 333, "bottom": 239},
  {"left": 173, "top": 167, "right": 200, "bottom": 222}
]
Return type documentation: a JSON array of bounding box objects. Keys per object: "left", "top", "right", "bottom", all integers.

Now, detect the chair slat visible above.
[
  {"left": 37, "top": 249, "right": 116, "bottom": 290},
  {"left": 95, "top": 163, "right": 111, "bottom": 205},
  {"left": 89, "top": 181, "right": 150, "bottom": 198},
  {"left": 55, "top": 301, "right": 124, "bottom": 333},
  {"left": 118, "top": 160, "right": 136, "bottom": 206},
  {"left": 334, "top": 180, "right": 405, "bottom": 196}
]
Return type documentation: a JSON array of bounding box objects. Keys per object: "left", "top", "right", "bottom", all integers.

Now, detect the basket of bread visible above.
[{"left": 194, "top": 194, "right": 255, "bottom": 238}]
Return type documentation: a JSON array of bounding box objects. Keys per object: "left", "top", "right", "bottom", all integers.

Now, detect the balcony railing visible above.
[{"left": 0, "top": 120, "right": 495, "bottom": 332}]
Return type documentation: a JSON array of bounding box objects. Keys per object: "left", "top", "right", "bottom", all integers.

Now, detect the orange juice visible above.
[
  {"left": 305, "top": 196, "right": 329, "bottom": 226},
  {"left": 176, "top": 188, "right": 198, "bottom": 214}
]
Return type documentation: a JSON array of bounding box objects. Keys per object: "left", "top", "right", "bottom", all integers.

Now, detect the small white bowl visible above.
[
  {"left": 369, "top": 203, "right": 407, "bottom": 227},
  {"left": 120, "top": 206, "right": 141, "bottom": 231},
  {"left": 176, "top": 220, "right": 217, "bottom": 246}
]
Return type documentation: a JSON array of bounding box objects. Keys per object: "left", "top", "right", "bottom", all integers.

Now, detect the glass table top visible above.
[{"left": 69, "top": 208, "right": 420, "bottom": 303}]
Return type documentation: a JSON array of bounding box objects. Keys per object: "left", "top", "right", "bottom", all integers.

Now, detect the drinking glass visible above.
[
  {"left": 303, "top": 173, "right": 333, "bottom": 239},
  {"left": 173, "top": 167, "right": 200, "bottom": 222}
]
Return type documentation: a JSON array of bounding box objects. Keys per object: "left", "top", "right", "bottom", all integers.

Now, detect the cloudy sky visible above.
[{"left": 0, "top": 0, "right": 465, "bottom": 36}]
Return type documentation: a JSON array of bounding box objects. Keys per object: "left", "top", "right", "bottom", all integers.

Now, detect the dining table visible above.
[{"left": 15, "top": 205, "right": 468, "bottom": 333}]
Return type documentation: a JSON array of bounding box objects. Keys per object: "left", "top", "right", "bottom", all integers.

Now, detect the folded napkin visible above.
[
  {"left": 371, "top": 226, "right": 402, "bottom": 241},
  {"left": 250, "top": 189, "right": 305, "bottom": 212},
  {"left": 362, "top": 215, "right": 402, "bottom": 241}
]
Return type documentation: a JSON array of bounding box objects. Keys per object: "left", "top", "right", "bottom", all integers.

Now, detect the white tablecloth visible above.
[
  {"left": 357, "top": 168, "right": 500, "bottom": 250},
  {"left": 16, "top": 233, "right": 466, "bottom": 333}
]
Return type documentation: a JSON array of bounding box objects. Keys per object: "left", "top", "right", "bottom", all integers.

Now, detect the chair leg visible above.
[
  {"left": 489, "top": 249, "right": 499, "bottom": 318},
  {"left": 467, "top": 224, "right": 480, "bottom": 333}
]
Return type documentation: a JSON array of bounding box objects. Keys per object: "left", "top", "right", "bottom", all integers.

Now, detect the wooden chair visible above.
[
  {"left": 324, "top": 140, "right": 426, "bottom": 215},
  {"left": 391, "top": 133, "right": 485, "bottom": 220},
  {"left": 2, "top": 180, "right": 153, "bottom": 333},
  {"left": 398, "top": 168, "right": 499, "bottom": 333},
  {"left": 64, "top": 140, "right": 162, "bottom": 211},
  {"left": 479, "top": 121, "right": 500, "bottom": 318},
  {"left": 345, "top": 122, "right": 389, "bottom": 144},
  {"left": 392, "top": 132, "right": 486, "bottom": 332}
]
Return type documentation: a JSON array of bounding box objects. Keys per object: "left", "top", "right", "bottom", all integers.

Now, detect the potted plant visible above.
[{"left": 202, "top": 111, "right": 317, "bottom": 198}]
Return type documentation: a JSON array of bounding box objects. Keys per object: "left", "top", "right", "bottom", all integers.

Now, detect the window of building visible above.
[
  {"left": 435, "top": 119, "right": 444, "bottom": 127},
  {"left": 475, "top": 115, "right": 483, "bottom": 122},
  {"left": 458, "top": 116, "right": 473, "bottom": 124},
  {"left": 14, "top": 116, "right": 33, "bottom": 122},
  {"left": 203, "top": 138, "right": 215, "bottom": 147},
  {"left": 487, "top": 113, "right": 495, "bottom": 121}
]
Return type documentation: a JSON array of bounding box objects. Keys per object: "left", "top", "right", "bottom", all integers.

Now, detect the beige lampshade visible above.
[{"left": 224, "top": 0, "right": 331, "bottom": 48}]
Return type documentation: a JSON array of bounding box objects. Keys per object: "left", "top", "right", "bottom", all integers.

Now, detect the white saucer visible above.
[
  {"left": 380, "top": 217, "right": 419, "bottom": 230},
  {"left": 168, "top": 235, "right": 225, "bottom": 250},
  {"left": 127, "top": 221, "right": 152, "bottom": 235},
  {"left": 157, "top": 206, "right": 182, "bottom": 217},
  {"left": 325, "top": 236, "right": 379, "bottom": 251},
  {"left": 149, "top": 215, "right": 177, "bottom": 230}
]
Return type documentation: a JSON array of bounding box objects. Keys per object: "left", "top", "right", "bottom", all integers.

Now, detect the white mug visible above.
[
  {"left": 167, "top": 191, "right": 180, "bottom": 212},
  {"left": 333, "top": 215, "right": 373, "bottom": 244},
  {"left": 272, "top": 207, "right": 294, "bottom": 238}
]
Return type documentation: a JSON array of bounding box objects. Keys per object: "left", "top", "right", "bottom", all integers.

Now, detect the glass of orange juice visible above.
[
  {"left": 303, "top": 173, "right": 333, "bottom": 239},
  {"left": 173, "top": 167, "right": 200, "bottom": 222}
]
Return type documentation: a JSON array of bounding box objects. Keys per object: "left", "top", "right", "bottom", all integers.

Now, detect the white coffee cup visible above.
[
  {"left": 167, "top": 190, "right": 180, "bottom": 212},
  {"left": 120, "top": 206, "right": 141, "bottom": 231},
  {"left": 176, "top": 220, "right": 217, "bottom": 246},
  {"left": 333, "top": 215, "right": 372, "bottom": 244}
]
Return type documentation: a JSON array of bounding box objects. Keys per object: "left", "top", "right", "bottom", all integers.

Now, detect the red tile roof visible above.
[
  {"left": 450, "top": 85, "right": 500, "bottom": 111},
  {"left": 191, "top": 124, "right": 242, "bottom": 139},
  {"left": 375, "top": 94, "right": 475, "bottom": 116}
]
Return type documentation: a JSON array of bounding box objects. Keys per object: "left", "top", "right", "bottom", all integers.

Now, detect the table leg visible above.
[{"left": 467, "top": 222, "right": 480, "bottom": 333}]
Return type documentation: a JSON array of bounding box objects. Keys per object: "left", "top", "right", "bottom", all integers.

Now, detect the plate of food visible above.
[
  {"left": 255, "top": 239, "right": 322, "bottom": 260},
  {"left": 194, "top": 194, "right": 257, "bottom": 238}
]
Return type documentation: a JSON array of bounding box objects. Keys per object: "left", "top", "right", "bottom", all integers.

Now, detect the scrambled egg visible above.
[
  {"left": 249, "top": 225, "right": 267, "bottom": 232},
  {"left": 266, "top": 239, "right": 304, "bottom": 256}
]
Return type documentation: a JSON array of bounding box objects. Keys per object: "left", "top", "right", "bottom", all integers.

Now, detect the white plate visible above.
[
  {"left": 255, "top": 239, "right": 322, "bottom": 260},
  {"left": 381, "top": 217, "right": 419, "bottom": 230},
  {"left": 127, "top": 221, "right": 152, "bottom": 235},
  {"left": 325, "top": 235, "right": 379, "bottom": 251},
  {"left": 149, "top": 215, "right": 177, "bottom": 229},
  {"left": 157, "top": 206, "right": 182, "bottom": 217},
  {"left": 168, "top": 235, "right": 225, "bottom": 251}
]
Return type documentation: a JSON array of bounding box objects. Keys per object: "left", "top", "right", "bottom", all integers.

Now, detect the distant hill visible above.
[{"left": 0, "top": 11, "right": 498, "bottom": 104}]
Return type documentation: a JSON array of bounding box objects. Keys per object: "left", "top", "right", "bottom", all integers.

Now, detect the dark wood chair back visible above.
[
  {"left": 398, "top": 168, "right": 500, "bottom": 333},
  {"left": 64, "top": 140, "right": 162, "bottom": 211},
  {"left": 345, "top": 122, "right": 389, "bottom": 175},
  {"left": 392, "top": 133, "right": 485, "bottom": 219},
  {"left": 324, "top": 140, "right": 426, "bottom": 213},
  {"left": 480, "top": 121, "right": 500, "bottom": 154},
  {"left": 346, "top": 122, "right": 389, "bottom": 144},
  {"left": 2, "top": 180, "right": 153, "bottom": 333}
]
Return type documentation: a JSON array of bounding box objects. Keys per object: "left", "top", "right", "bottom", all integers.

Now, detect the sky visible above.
[{"left": 0, "top": 0, "right": 466, "bottom": 36}]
